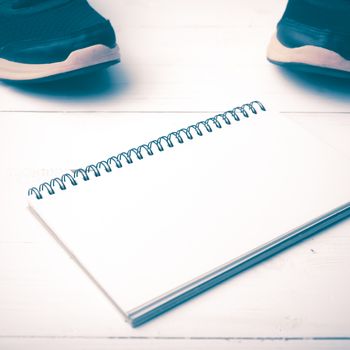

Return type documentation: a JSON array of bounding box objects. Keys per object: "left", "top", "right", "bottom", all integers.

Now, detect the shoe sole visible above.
[
  {"left": 0, "top": 44, "right": 120, "bottom": 82},
  {"left": 267, "top": 32, "right": 350, "bottom": 78}
]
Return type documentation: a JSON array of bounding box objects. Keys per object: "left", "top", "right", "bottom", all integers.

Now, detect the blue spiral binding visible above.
[{"left": 28, "top": 101, "right": 265, "bottom": 200}]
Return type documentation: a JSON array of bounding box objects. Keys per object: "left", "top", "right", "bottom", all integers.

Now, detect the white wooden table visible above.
[{"left": 1, "top": 1, "right": 350, "bottom": 349}]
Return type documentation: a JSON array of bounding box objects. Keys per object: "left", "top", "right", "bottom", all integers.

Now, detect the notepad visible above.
[{"left": 28, "top": 102, "right": 350, "bottom": 327}]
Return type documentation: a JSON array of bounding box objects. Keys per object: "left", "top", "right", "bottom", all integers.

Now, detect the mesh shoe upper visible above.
[{"left": 0, "top": 0, "right": 116, "bottom": 63}]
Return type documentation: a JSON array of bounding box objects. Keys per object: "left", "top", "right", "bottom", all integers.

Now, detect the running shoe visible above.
[
  {"left": 267, "top": 0, "right": 350, "bottom": 78},
  {"left": 0, "top": 0, "right": 120, "bottom": 82}
]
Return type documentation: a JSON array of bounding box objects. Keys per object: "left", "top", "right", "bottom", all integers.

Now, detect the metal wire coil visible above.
[{"left": 28, "top": 101, "right": 265, "bottom": 199}]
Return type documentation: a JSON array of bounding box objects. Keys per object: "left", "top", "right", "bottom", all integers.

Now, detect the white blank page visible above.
[{"left": 29, "top": 113, "right": 350, "bottom": 317}]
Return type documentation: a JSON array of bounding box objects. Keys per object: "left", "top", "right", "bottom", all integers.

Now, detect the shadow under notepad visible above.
[
  {"left": 277, "top": 66, "right": 350, "bottom": 104},
  {"left": 3, "top": 65, "right": 129, "bottom": 101}
]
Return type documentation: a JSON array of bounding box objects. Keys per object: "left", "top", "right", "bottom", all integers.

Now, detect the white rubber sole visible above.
[
  {"left": 0, "top": 44, "right": 120, "bottom": 81},
  {"left": 267, "top": 33, "right": 350, "bottom": 73}
]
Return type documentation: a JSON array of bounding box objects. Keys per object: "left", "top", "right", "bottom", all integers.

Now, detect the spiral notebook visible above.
[{"left": 28, "top": 101, "right": 350, "bottom": 327}]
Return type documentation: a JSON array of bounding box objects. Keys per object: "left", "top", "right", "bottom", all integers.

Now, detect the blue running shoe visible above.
[
  {"left": 0, "top": 0, "right": 120, "bottom": 82},
  {"left": 267, "top": 0, "right": 350, "bottom": 78}
]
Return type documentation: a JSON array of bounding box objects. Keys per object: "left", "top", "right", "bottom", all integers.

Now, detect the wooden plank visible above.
[
  {"left": 1, "top": 112, "right": 348, "bottom": 174},
  {"left": 1, "top": 218, "right": 350, "bottom": 337},
  {"left": 0, "top": 0, "right": 349, "bottom": 112},
  {"left": 1, "top": 338, "right": 350, "bottom": 350},
  {"left": 1, "top": 216, "right": 350, "bottom": 337}
]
